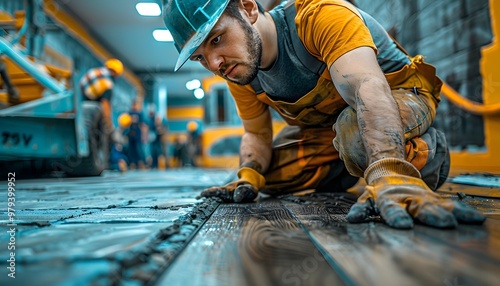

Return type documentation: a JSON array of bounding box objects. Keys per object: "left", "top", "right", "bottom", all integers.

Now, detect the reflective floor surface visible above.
[{"left": 0, "top": 168, "right": 498, "bottom": 286}]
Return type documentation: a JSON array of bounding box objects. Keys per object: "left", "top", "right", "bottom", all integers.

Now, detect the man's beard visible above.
[{"left": 222, "top": 20, "right": 262, "bottom": 86}]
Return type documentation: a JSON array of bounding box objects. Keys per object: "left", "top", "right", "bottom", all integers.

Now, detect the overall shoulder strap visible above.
[
  {"left": 250, "top": 1, "right": 326, "bottom": 95},
  {"left": 249, "top": 77, "right": 264, "bottom": 94},
  {"left": 284, "top": 1, "right": 326, "bottom": 75}
]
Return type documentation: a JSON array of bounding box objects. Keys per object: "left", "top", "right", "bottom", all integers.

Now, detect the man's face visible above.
[{"left": 189, "top": 12, "right": 262, "bottom": 85}]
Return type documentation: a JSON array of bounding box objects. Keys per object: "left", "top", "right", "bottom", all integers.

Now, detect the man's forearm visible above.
[
  {"left": 356, "top": 77, "right": 406, "bottom": 165},
  {"left": 329, "top": 47, "right": 407, "bottom": 166},
  {"left": 239, "top": 131, "right": 272, "bottom": 174}
]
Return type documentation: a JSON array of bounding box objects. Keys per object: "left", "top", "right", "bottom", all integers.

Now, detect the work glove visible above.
[
  {"left": 347, "top": 158, "right": 486, "bottom": 229},
  {"left": 199, "top": 167, "right": 266, "bottom": 203}
]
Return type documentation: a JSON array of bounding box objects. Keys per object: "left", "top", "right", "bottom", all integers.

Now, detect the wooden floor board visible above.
[
  {"left": 156, "top": 199, "right": 345, "bottom": 286},
  {"left": 283, "top": 195, "right": 500, "bottom": 286},
  {"left": 413, "top": 219, "right": 500, "bottom": 261},
  {"left": 157, "top": 191, "right": 500, "bottom": 286},
  {"left": 5, "top": 169, "right": 499, "bottom": 285}
]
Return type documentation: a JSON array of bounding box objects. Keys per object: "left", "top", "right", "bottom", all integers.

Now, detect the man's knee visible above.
[
  {"left": 419, "top": 127, "right": 450, "bottom": 190},
  {"left": 333, "top": 107, "right": 450, "bottom": 189},
  {"left": 333, "top": 107, "right": 366, "bottom": 176}
]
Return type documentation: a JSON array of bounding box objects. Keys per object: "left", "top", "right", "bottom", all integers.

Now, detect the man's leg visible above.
[
  {"left": 315, "top": 160, "right": 359, "bottom": 193},
  {"left": 410, "top": 127, "right": 450, "bottom": 190},
  {"left": 333, "top": 89, "right": 450, "bottom": 190},
  {"left": 262, "top": 125, "right": 343, "bottom": 195}
]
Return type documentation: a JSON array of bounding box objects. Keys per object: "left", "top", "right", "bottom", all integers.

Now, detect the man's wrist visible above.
[
  {"left": 237, "top": 167, "right": 266, "bottom": 189},
  {"left": 364, "top": 158, "right": 421, "bottom": 184},
  {"left": 240, "top": 161, "right": 263, "bottom": 173}
]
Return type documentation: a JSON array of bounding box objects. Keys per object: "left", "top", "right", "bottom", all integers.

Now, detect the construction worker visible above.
[
  {"left": 162, "top": 0, "right": 486, "bottom": 229},
  {"left": 126, "top": 100, "right": 147, "bottom": 169},
  {"left": 187, "top": 120, "right": 201, "bottom": 167},
  {"left": 79, "top": 58, "right": 124, "bottom": 132},
  {"left": 109, "top": 113, "right": 131, "bottom": 172}
]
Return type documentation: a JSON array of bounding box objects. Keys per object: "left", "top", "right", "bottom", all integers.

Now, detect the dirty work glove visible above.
[
  {"left": 199, "top": 167, "right": 265, "bottom": 203},
  {"left": 347, "top": 158, "right": 486, "bottom": 229}
]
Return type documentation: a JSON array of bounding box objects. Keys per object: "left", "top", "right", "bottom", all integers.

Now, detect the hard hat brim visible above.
[{"left": 173, "top": 2, "right": 229, "bottom": 72}]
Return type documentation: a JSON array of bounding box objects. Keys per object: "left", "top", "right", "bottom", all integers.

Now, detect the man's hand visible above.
[
  {"left": 347, "top": 158, "right": 486, "bottom": 229},
  {"left": 199, "top": 167, "right": 266, "bottom": 203}
]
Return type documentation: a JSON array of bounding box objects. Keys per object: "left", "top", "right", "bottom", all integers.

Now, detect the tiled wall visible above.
[{"left": 356, "top": 0, "right": 492, "bottom": 149}]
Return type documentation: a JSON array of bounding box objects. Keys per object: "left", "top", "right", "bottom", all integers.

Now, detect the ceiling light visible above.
[
  {"left": 186, "top": 79, "right": 201, "bottom": 90},
  {"left": 153, "top": 29, "right": 173, "bottom": 42},
  {"left": 194, "top": 88, "right": 205, "bottom": 99},
  {"left": 136, "top": 3, "right": 161, "bottom": 16}
]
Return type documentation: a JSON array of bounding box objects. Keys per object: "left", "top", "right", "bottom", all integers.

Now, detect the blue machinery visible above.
[
  {"left": 0, "top": 0, "right": 138, "bottom": 176},
  {"left": 0, "top": 36, "right": 94, "bottom": 174}
]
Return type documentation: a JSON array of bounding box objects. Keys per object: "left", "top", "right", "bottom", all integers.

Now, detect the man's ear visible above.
[{"left": 240, "top": 0, "right": 259, "bottom": 23}]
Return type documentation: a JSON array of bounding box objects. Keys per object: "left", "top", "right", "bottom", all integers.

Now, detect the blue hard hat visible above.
[{"left": 163, "top": 0, "right": 230, "bottom": 71}]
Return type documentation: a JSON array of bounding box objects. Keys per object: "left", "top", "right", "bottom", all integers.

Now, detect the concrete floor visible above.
[
  {"left": 0, "top": 168, "right": 232, "bottom": 285},
  {"left": 0, "top": 168, "right": 499, "bottom": 286}
]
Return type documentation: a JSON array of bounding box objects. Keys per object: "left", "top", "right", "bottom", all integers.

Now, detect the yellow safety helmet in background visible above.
[
  {"left": 187, "top": 121, "right": 199, "bottom": 132},
  {"left": 118, "top": 113, "right": 132, "bottom": 128},
  {"left": 105, "top": 58, "right": 124, "bottom": 76}
]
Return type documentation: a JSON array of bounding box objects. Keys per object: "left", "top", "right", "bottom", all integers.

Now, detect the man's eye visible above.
[
  {"left": 191, "top": 55, "right": 203, "bottom": 61},
  {"left": 212, "top": 36, "right": 221, "bottom": 44}
]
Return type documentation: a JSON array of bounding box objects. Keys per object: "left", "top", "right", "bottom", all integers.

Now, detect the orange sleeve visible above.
[
  {"left": 295, "top": 0, "right": 377, "bottom": 68},
  {"left": 227, "top": 81, "right": 268, "bottom": 120}
]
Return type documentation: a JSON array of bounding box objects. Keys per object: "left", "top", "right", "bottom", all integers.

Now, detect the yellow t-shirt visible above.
[
  {"left": 229, "top": 0, "right": 376, "bottom": 120},
  {"left": 295, "top": 0, "right": 376, "bottom": 67}
]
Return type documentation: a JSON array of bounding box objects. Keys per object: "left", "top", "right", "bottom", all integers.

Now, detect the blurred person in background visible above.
[
  {"left": 126, "top": 100, "right": 147, "bottom": 170},
  {"left": 79, "top": 58, "right": 123, "bottom": 133},
  {"left": 186, "top": 121, "right": 201, "bottom": 167},
  {"left": 110, "top": 113, "right": 131, "bottom": 172},
  {"left": 150, "top": 113, "right": 169, "bottom": 169}
]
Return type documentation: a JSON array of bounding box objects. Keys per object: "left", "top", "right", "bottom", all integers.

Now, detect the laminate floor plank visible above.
[
  {"left": 156, "top": 199, "right": 346, "bottom": 286},
  {"left": 284, "top": 194, "right": 500, "bottom": 286}
]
